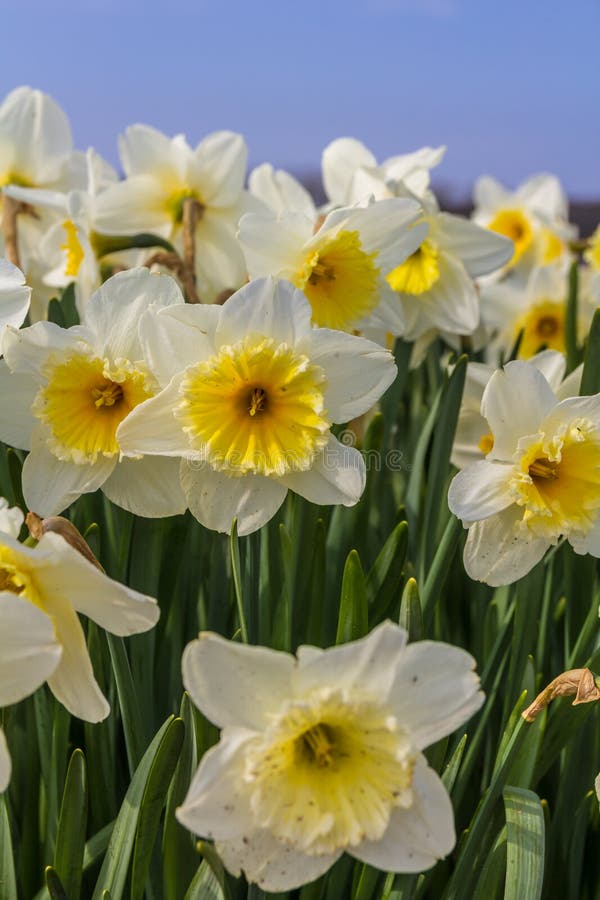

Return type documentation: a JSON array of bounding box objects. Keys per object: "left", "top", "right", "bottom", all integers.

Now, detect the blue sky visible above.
[{"left": 1, "top": 0, "right": 598, "bottom": 198}]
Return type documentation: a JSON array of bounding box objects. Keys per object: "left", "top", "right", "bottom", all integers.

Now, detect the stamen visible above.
[
  {"left": 529, "top": 457, "right": 559, "bottom": 480},
  {"left": 300, "top": 724, "right": 335, "bottom": 767},
  {"left": 92, "top": 382, "right": 124, "bottom": 409},
  {"left": 248, "top": 387, "right": 267, "bottom": 417},
  {"left": 309, "top": 260, "right": 336, "bottom": 284}
]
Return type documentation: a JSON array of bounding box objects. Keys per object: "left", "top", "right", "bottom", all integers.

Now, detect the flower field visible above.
[{"left": 1, "top": 86, "right": 600, "bottom": 899}]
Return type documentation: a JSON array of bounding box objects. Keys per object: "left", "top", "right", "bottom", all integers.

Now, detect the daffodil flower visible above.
[
  {"left": 480, "top": 264, "right": 591, "bottom": 362},
  {"left": 249, "top": 163, "right": 318, "bottom": 220},
  {"left": 448, "top": 360, "right": 600, "bottom": 585},
  {"left": 176, "top": 621, "right": 483, "bottom": 891},
  {"left": 452, "top": 350, "right": 582, "bottom": 469},
  {"left": 4, "top": 148, "right": 118, "bottom": 319},
  {"left": 0, "top": 268, "right": 187, "bottom": 517},
  {"left": 322, "top": 137, "right": 445, "bottom": 207},
  {"left": 94, "top": 124, "right": 254, "bottom": 301},
  {"left": 0, "top": 521, "right": 159, "bottom": 789},
  {"left": 116, "top": 276, "right": 397, "bottom": 534},
  {"left": 0, "top": 258, "right": 30, "bottom": 349},
  {"left": 238, "top": 199, "right": 427, "bottom": 335},
  {"left": 472, "top": 173, "right": 575, "bottom": 273}
]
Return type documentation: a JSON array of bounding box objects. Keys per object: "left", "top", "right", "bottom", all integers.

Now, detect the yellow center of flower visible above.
[
  {"left": 511, "top": 421, "right": 600, "bottom": 539},
  {"left": 294, "top": 229, "right": 380, "bottom": 331},
  {"left": 176, "top": 336, "right": 329, "bottom": 477},
  {"left": 488, "top": 208, "right": 533, "bottom": 265},
  {"left": 0, "top": 545, "right": 42, "bottom": 609},
  {"left": 245, "top": 693, "right": 416, "bottom": 855},
  {"left": 514, "top": 300, "right": 565, "bottom": 359},
  {"left": 33, "top": 352, "right": 155, "bottom": 464},
  {"left": 540, "top": 228, "right": 564, "bottom": 264},
  {"left": 165, "top": 188, "right": 203, "bottom": 224},
  {"left": 584, "top": 226, "right": 600, "bottom": 271},
  {"left": 60, "top": 220, "right": 85, "bottom": 277},
  {"left": 478, "top": 432, "right": 494, "bottom": 455},
  {"left": 386, "top": 240, "right": 440, "bottom": 295}
]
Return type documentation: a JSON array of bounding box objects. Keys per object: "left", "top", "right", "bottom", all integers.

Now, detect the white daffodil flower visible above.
[
  {"left": 0, "top": 268, "right": 187, "bottom": 517},
  {"left": 0, "top": 258, "right": 30, "bottom": 348},
  {"left": 451, "top": 350, "right": 582, "bottom": 469},
  {"left": 238, "top": 199, "right": 427, "bottom": 335},
  {"left": 0, "top": 526, "right": 159, "bottom": 736},
  {"left": 322, "top": 137, "right": 445, "bottom": 207},
  {"left": 383, "top": 192, "right": 513, "bottom": 342},
  {"left": 249, "top": 163, "right": 318, "bottom": 221},
  {"left": 176, "top": 621, "right": 484, "bottom": 891},
  {"left": 4, "top": 149, "right": 118, "bottom": 319},
  {"left": 94, "top": 124, "right": 252, "bottom": 301},
  {"left": 472, "top": 173, "right": 576, "bottom": 275},
  {"left": 448, "top": 360, "right": 600, "bottom": 586},
  {"left": 480, "top": 264, "right": 591, "bottom": 363},
  {"left": 116, "top": 276, "right": 397, "bottom": 535}
]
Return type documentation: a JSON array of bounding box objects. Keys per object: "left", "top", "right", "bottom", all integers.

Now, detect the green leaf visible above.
[
  {"left": 45, "top": 866, "right": 68, "bottom": 900},
  {"left": 47, "top": 283, "right": 79, "bottom": 328},
  {"left": 130, "top": 718, "right": 185, "bottom": 900},
  {"left": 366, "top": 521, "right": 409, "bottom": 618},
  {"left": 106, "top": 634, "right": 146, "bottom": 774},
  {"left": 565, "top": 261, "right": 581, "bottom": 372},
  {"left": 183, "top": 860, "right": 227, "bottom": 900},
  {"left": 398, "top": 578, "right": 423, "bottom": 642},
  {"left": 420, "top": 515, "right": 463, "bottom": 621},
  {"left": 336, "top": 550, "right": 368, "bottom": 644},
  {"left": 0, "top": 795, "right": 17, "bottom": 900},
  {"left": 92, "top": 232, "right": 176, "bottom": 257},
  {"left": 91, "top": 715, "right": 182, "bottom": 900},
  {"left": 420, "top": 354, "right": 467, "bottom": 571},
  {"left": 54, "top": 748, "right": 88, "bottom": 900},
  {"left": 503, "top": 786, "right": 545, "bottom": 900},
  {"left": 163, "top": 695, "right": 199, "bottom": 900},
  {"left": 580, "top": 307, "right": 600, "bottom": 395},
  {"left": 442, "top": 734, "right": 468, "bottom": 794},
  {"left": 230, "top": 519, "right": 249, "bottom": 644}
]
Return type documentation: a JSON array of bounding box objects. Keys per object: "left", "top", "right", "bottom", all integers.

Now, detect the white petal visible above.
[
  {"left": 0, "top": 258, "right": 31, "bottom": 335},
  {"left": 249, "top": 163, "right": 316, "bottom": 219},
  {"left": 36, "top": 531, "right": 159, "bottom": 636},
  {"left": 180, "top": 462, "right": 287, "bottom": 536},
  {"left": 348, "top": 200, "right": 427, "bottom": 275},
  {"left": 309, "top": 329, "right": 396, "bottom": 421},
  {"left": 194, "top": 215, "right": 247, "bottom": 299},
  {"left": 0, "top": 729, "right": 10, "bottom": 791},
  {"left": 448, "top": 460, "right": 513, "bottom": 522},
  {"left": 116, "top": 374, "right": 190, "bottom": 457},
  {"left": 386, "top": 643, "right": 483, "bottom": 749},
  {"left": 22, "top": 436, "right": 116, "bottom": 516},
  {"left": 176, "top": 728, "right": 257, "bottom": 839},
  {"left": 45, "top": 593, "right": 109, "bottom": 722},
  {"left": 435, "top": 213, "right": 514, "bottom": 277},
  {"left": 2, "top": 321, "right": 92, "bottom": 378},
  {"left": 0, "top": 362, "right": 37, "bottom": 450},
  {"left": 138, "top": 304, "right": 219, "bottom": 387},
  {"left": 0, "top": 88, "right": 72, "bottom": 185},
  {"left": 322, "top": 137, "right": 377, "bottom": 205},
  {"left": 529, "top": 349, "right": 567, "bottom": 391},
  {"left": 540, "top": 394, "right": 600, "bottom": 435},
  {"left": 472, "top": 175, "right": 508, "bottom": 214},
  {"left": 102, "top": 456, "right": 187, "bottom": 517},
  {"left": 94, "top": 175, "right": 172, "bottom": 236},
  {"left": 215, "top": 276, "right": 313, "bottom": 349},
  {"left": 84, "top": 268, "right": 185, "bottom": 360},
  {"left": 294, "top": 620, "right": 407, "bottom": 698},
  {"left": 217, "top": 830, "right": 341, "bottom": 892},
  {"left": 518, "top": 173, "right": 568, "bottom": 221},
  {"left": 463, "top": 507, "right": 549, "bottom": 586},
  {"left": 119, "top": 124, "right": 186, "bottom": 180},
  {"left": 452, "top": 409, "right": 491, "bottom": 469},
  {"left": 0, "top": 591, "right": 61, "bottom": 705},
  {"left": 237, "top": 211, "right": 312, "bottom": 280},
  {"left": 0, "top": 498, "right": 23, "bottom": 538},
  {"left": 400, "top": 254, "right": 480, "bottom": 341},
  {"left": 279, "top": 436, "right": 365, "bottom": 507},
  {"left": 190, "top": 131, "right": 247, "bottom": 207},
  {"left": 482, "top": 362, "right": 558, "bottom": 461},
  {"left": 350, "top": 756, "right": 455, "bottom": 872},
  {"left": 182, "top": 632, "right": 294, "bottom": 729}
]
